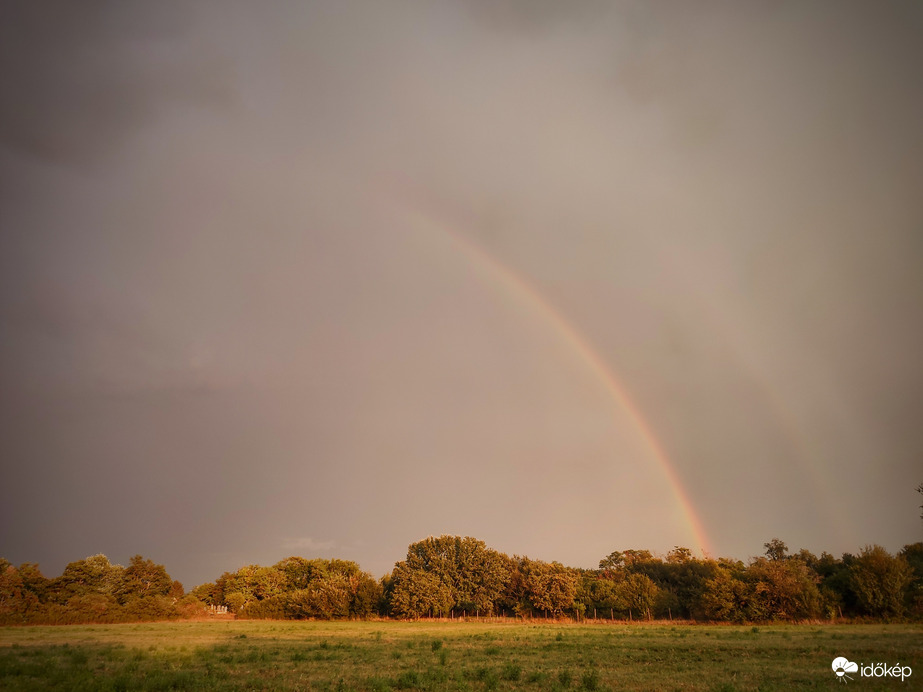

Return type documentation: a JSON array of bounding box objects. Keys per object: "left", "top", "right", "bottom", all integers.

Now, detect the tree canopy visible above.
[{"left": 3, "top": 536, "right": 922, "bottom": 624}]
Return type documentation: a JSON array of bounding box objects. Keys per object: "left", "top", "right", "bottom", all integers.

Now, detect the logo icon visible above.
[{"left": 832, "top": 657, "right": 858, "bottom": 683}]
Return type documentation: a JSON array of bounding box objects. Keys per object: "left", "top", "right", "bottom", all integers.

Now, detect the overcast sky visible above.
[{"left": 2, "top": 0, "right": 921, "bottom": 588}]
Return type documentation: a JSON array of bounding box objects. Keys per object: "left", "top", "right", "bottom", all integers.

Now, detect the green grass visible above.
[{"left": 0, "top": 620, "right": 920, "bottom": 690}]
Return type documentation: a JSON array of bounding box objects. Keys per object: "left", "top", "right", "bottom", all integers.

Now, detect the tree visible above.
[
  {"left": 812, "top": 552, "right": 857, "bottom": 618},
  {"left": 206, "top": 557, "right": 380, "bottom": 619},
  {"left": 631, "top": 553, "right": 717, "bottom": 619},
  {"left": 666, "top": 547, "right": 693, "bottom": 564},
  {"left": 599, "top": 549, "right": 653, "bottom": 572},
  {"left": 764, "top": 539, "right": 788, "bottom": 562},
  {"left": 0, "top": 561, "right": 26, "bottom": 621},
  {"left": 850, "top": 545, "right": 914, "bottom": 619},
  {"left": 116, "top": 555, "right": 172, "bottom": 604},
  {"left": 285, "top": 575, "right": 351, "bottom": 620},
  {"left": 523, "top": 560, "right": 577, "bottom": 617},
  {"left": 576, "top": 570, "right": 622, "bottom": 618},
  {"left": 599, "top": 551, "right": 624, "bottom": 571},
  {"left": 388, "top": 564, "right": 453, "bottom": 619},
  {"left": 274, "top": 557, "right": 325, "bottom": 591},
  {"left": 699, "top": 565, "right": 749, "bottom": 622},
  {"left": 348, "top": 571, "right": 383, "bottom": 618},
  {"left": 618, "top": 573, "right": 659, "bottom": 620},
  {"left": 499, "top": 555, "right": 532, "bottom": 617},
  {"left": 190, "top": 580, "right": 223, "bottom": 606},
  {"left": 47, "top": 555, "right": 125, "bottom": 623},
  {"left": 122, "top": 594, "right": 174, "bottom": 621},
  {"left": 0, "top": 561, "right": 49, "bottom": 624},
  {"left": 403, "top": 536, "right": 509, "bottom": 614},
  {"left": 221, "top": 564, "right": 286, "bottom": 612},
  {"left": 16, "top": 563, "right": 49, "bottom": 603},
  {"left": 898, "top": 543, "right": 923, "bottom": 584},
  {"left": 898, "top": 543, "right": 923, "bottom": 619},
  {"left": 51, "top": 555, "right": 123, "bottom": 602},
  {"left": 746, "top": 557, "right": 822, "bottom": 621}
]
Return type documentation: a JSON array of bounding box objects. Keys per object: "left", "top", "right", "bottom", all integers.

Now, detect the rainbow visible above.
[{"left": 398, "top": 199, "right": 713, "bottom": 557}]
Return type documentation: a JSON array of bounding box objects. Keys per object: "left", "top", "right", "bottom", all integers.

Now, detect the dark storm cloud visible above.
[
  {"left": 1, "top": 1, "right": 921, "bottom": 587},
  {"left": 0, "top": 0, "right": 232, "bottom": 166}
]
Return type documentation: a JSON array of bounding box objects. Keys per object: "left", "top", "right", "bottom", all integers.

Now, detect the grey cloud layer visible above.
[{"left": 1, "top": 1, "right": 920, "bottom": 586}]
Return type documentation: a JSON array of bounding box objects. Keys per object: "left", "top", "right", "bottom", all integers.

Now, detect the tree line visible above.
[
  {"left": 0, "top": 554, "right": 201, "bottom": 624},
  {"left": 3, "top": 537, "right": 921, "bottom": 624},
  {"left": 192, "top": 557, "right": 382, "bottom": 620},
  {"left": 378, "top": 536, "right": 923, "bottom": 622}
]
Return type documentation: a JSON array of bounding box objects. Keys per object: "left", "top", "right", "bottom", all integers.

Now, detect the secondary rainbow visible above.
[{"left": 401, "top": 202, "right": 713, "bottom": 557}]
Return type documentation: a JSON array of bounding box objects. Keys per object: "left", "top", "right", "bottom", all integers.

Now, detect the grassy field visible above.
[{"left": 1, "top": 620, "right": 920, "bottom": 691}]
